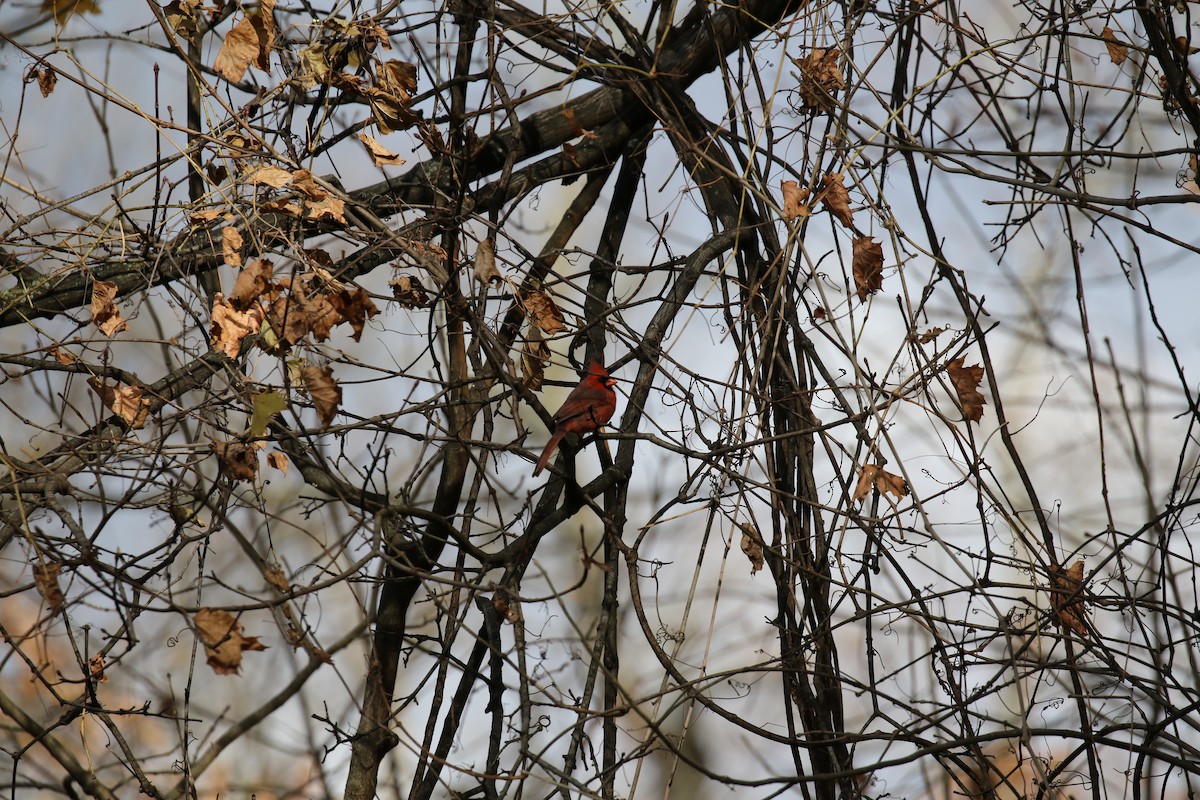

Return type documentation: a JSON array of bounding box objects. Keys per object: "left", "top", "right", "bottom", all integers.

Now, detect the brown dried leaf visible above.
[
  {"left": 525, "top": 291, "right": 566, "bottom": 335},
  {"left": 163, "top": 0, "right": 200, "bottom": 39},
  {"left": 264, "top": 566, "right": 291, "bottom": 594},
  {"left": 795, "top": 46, "right": 845, "bottom": 109},
  {"left": 88, "top": 378, "right": 151, "bottom": 429},
  {"left": 229, "top": 258, "right": 275, "bottom": 309},
  {"left": 193, "top": 608, "right": 267, "bottom": 675},
  {"left": 522, "top": 327, "right": 551, "bottom": 390},
  {"left": 365, "top": 60, "right": 419, "bottom": 134},
  {"left": 265, "top": 450, "right": 289, "bottom": 475},
  {"left": 189, "top": 207, "right": 224, "bottom": 224},
  {"left": 328, "top": 285, "right": 380, "bottom": 342},
  {"left": 221, "top": 226, "right": 244, "bottom": 266},
  {"left": 781, "top": 180, "right": 811, "bottom": 221},
  {"left": 211, "top": 294, "right": 265, "bottom": 358},
  {"left": 259, "top": 197, "right": 302, "bottom": 216},
  {"left": 49, "top": 345, "right": 76, "bottom": 365},
  {"left": 90, "top": 280, "right": 128, "bottom": 336},
  {"left": 213, "top": 440, "right": 260, "bottom": 482},
  {"left": 946, "top": 357, "right": 986, "bottom": 422},
  {"left": 918, "top": 326, "right": 947, "bottom": 344},
  {"left": 301, "top": 364, "right": 341, "bottom": 427},
  {"left": 493, "top": 586, "right": 521, "bottom": 624},
  {"left": 304, "top": 194, "right": 346, "bottom": 223},
  {"left": 851, "top": 236, "right": 884, "bottom": 302},
  {"left": 33, "top": 561, "right": 64, "bottom": 614},
  {"left": 739, "top": 523, "right": 765, "bottom": 575},
  {"left": 88, "top": 653, "right": 109, "bottom": 683},
  {"left": 213, "top": 15, "right": 258, "bottom": 82},
  {"left": 852, "top": 464, "right": 909, "bottom": 502},
  {"left": 42, "top": 0, "right": 99, "bottom": 24},
  {"left": 390, "top": 274, "right": 430, "bottom": 306},
  {"left": 357, "top": 133, "right": 405, "bottom": 166},
  {"left": 1102, "top": 27, "right": 1128, "bottom": 66},
  {"left": 29, "top": 66, "right": 56, "bottom": 97},
  {"left": 1050, "top": 560, "right": 1088, "bottom": 636},
  {"left": 474, "top": 238, "right": 501, "bottom": 285},
  {"left": 251, "top": 0, "right": 275, "bottom": 72},
  {"left": 243, "top": 165, "right": 294, "bottom": 188},
  {"left": 820, "top": 173, "right": 854, "bottom": 228},
  {"left": 562, "top": 107, "right": 598, "bottom": 140}
]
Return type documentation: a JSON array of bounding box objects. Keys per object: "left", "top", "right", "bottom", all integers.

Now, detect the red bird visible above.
[{"left": 532, "top": 361, "right": 618, "bottom": 476}]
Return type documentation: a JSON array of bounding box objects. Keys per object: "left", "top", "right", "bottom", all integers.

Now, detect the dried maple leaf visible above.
[
  {"left": 1049, "top": 561, "right": 1088, "bottom": 637},
  {"left": 357, "top": 132, "right": 405, "bottom": 166},
  {"left": 852, "top": 464, "right": 909, "bottom": 502},
  {"left": 194, "top": 608, "right": 267, "bottom": 675},
  {"left": 33, "top": 560, "right": 64, "bottom": 614},
  {"left": 852, "top": 236, "right": 884, "bottom": 302},
  {"left": 524, "top": 291, "right": 566, "bottom": 335},
  {"left": 820, "top": 173, "right": 854, "bottom": 228},
  {"left": 946, "top": 357, "right": 986, "bottom": 422},
  {"left": 1102, "top": 27, "right": 1128, "bottom": 66},
  {"left": 213, "top": 440, "right": 260, "bottom": 481},
  {"left": 90, "top": 280, "right": 128, "bottom": 336},
  {"left": 739, "top": 523, "right": 765, "bottom": 575},
  {"left": 781, "top": 180, "right": 811, "bottom": 221},
  {"left": 88, "top": 378, "right": 151, "bottom": 429},
  {"left": 474, "top": 239, "right": 501, "bottom": 285},
  {"left": 301, "top": 364, "right": 341, "bottom": 427}
]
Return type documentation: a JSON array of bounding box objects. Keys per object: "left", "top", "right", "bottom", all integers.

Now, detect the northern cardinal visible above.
[{"left": 532, "top": 360, "right": 618, "bottom": 476}]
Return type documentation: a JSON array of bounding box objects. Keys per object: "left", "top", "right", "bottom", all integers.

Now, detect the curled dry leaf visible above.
[
  {"left": 33, "top": 560, "right": 64, "bottom": 614},
  {"left": 781, "top": 180, "right": 811, "bottom": 221},
  {"left": 739, "top": 523, "right": 765, "bottom": 575},
  {"left": 918, "top": 326, "right": 947, "bottom": 344},
  {"left": 243, "top": 165, "right": 294, "bottom": 188},
  {"left": 163, "top": 0, "right": 201, "bottom": 39},
  {"left": 213, "top": 439, "right": 261, "bottom": 482},
  {"left": 328, "top": 285, "right": 379, "bottom": 341},
  {"left": 851, "top": 236, "right": 884, "bottom": 302},
  {"left": 221, "top": 226, "right": 244, "bottom": 266},
  {"left": 1102, "top": 27, "right": 1128, "bottom": 66},
  {"left": 49, "top": 345, "right": 76, "bottom": 365},
  {"left": 88, "top": 653, "right": 109, "bottom": 684},
  {"left": 852, "top": 464, "right": 909, "bottom": 502},
  {"left": 265, "top": 450, "right": 289, "bottom": 475},
  {"left": 524, "top": 291, "right": 566, "bottom": 335},
  {"left": 946, "top": 356, "right": 986, "bottom": 422},
  {"left": 522, "top": 327, "right": 551, "bottom": 390},
  {"left": 820, "top": 173, "right": 854, "bottom": 228},
  {"left": 264, "top": 566, "right": 291, "bottom": 594},
  {"left": 29, "top": 66, "right": 56, "bottom": 97},
  {"left": 88, "top": 378, "right": 151, "bottom": 429},
  {"left": 230, "top": 258, "right": 275, "bottom": 309},
  {"left": 1049, "top": 560, "right": 1088, "bottom": 637},
  {"left": 562, "top": 107, "right": 598, "bottom": 140},
  {"left": 301, "top": 364, "right": 341, "bottom": 427},
  {"left": 357, "top": 132, "right": 405, "bottom": 166},
  {"left": 474, "top": 238, "right": 501, "bottom": 285},
  {"left": 211, "top": 294, "right": 265, "bottom": 358},
  {"left": 364, "top": 59, "right": 419, "bottom": 134},
  {"left": 794, "top": 46, "right": 845, "bottom": 109},
  {"left": 90, "top": 280, "right": 128, "bottom": 336},
  {"left": 193, "top": 608, "right": 268, "bottom": 676},
  {"left": 390, "top": 274, "right": 430, "bottom": 306},
  {"left": 213, "top": 0, "right": 275, "bottom": 82}
]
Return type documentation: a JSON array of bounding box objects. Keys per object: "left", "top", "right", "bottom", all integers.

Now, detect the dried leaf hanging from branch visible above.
[{"left": 947, "top": 357, "right": 986, "bottom": 422}]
